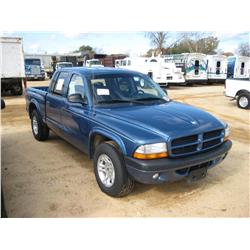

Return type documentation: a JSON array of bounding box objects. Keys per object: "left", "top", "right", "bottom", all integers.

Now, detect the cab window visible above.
[
  {"left": 53, "top": 72, "right": 69, "bottom": 95},
  {"left": 67, "top": 74, "right": 85, "bottom": 99}
]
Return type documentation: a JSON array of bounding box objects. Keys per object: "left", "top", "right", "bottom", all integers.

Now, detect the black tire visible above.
[
  {"left": 93, "top": 142, "right": 134, "bottom": 197},
  {"left": 237, "top": 93, "right": 250, "bottom": 109},
  {"left": 1, "top": 99, "right": 5, "bottom": 109},
  {"left": 11, "top": 82, "right": 23, "bottom": 96},
  {"left": 31, "top": 110, "right": 49, "bottom": 141}
]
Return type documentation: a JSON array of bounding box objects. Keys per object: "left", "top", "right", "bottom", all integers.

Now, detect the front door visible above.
[{"left": 61, "top": 74, "right": 89, "bottom": 153}]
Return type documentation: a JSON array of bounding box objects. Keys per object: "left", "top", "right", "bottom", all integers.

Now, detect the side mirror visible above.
[{"left": 68, "top": 94, "right": 86, "bottom": 104}]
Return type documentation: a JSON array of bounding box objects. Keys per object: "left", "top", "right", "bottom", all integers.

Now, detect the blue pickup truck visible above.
[{"left": 25, "top": 67, "right": 232, "bottom": 197}]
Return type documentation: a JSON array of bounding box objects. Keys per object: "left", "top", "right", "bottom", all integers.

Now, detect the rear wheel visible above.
[
  {"left": 237, "top": 93, "right": 250, "bottom": 109},
  {"left": 93, "top": 142, "right": 134, "bottom": 197},
  {"left": 31, "top": 110, "right": 49, "bottom": 141},
  {"left": 11, "top": 82, "right": 23, "bottom": 95}
]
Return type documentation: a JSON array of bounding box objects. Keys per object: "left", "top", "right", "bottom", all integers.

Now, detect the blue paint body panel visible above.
[{"left": 25, "top": 67, "right": 232, "bottom": 184}]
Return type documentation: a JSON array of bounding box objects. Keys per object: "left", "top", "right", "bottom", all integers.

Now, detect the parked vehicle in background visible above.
[
  {"left": 118, "top": 56, "right": 149, "bottom": 73},
  {"left": 225, "top": 78, "right": 250, "bottom": 109},
  {"left": 0, "top": 37, "right": 25, "bottom": 95},
  {"left": 85, "top": 59, "right": 104, "bottom": 67},
  {"left": 119, "top": 56, "right": 185, "bottom": 86},
  {"left": 55, "top": 62, "right": 73, "bottom": 71},
  {"left": 206, "top": 55, "right": 227, "bottom": 83},
  {"left": 1, "top": 99, "right": 5, "bottom": 109},
  {"left": 25, "top": 58, "right": 45, "bottom": 80},
  {"left": 115, "top": 59, "right": 123, "bottom": 67},
  {"left": 227, "top": 56, "right": 250, "bottom": 80},
  {"left": 164, "top": 53, "right": 208, "bottom": 84},
  {"left": 25, "top": 53, "right": 54, "bottom": 79},
  {"left": 25, "top": 67, "right": 232, "bottom": 197}
]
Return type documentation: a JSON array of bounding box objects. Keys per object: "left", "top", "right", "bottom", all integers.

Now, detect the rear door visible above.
[{"left": 46, "top": 71, "right": 70, "bottom": 134}]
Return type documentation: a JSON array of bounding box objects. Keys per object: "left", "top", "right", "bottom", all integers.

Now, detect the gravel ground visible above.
[{"left": 1, "top": 80, "right": 249, "bottom": 217}]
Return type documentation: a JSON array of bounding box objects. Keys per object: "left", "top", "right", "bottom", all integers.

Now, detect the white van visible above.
[
  {"left": 227, "top": 56, "right": 250, "bottom": 80},
  {"left": 206, "top": 55, "right": 227, "bottom": 83}
]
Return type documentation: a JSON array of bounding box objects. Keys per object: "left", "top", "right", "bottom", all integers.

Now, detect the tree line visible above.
[
  {"left": 145, "top": 32, "right": 250, "bottom": 57},
  {"left": 74, "top": 32, "right": 250, "bottom": 57}
]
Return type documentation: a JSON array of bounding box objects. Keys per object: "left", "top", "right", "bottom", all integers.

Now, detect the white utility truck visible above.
[
  {"left": 227, "top": 56, "right": 250, "bottom": 80},
  {"left": 119, "top": 56, "right": 185, "bottom": 86},
  {"left": 225, "top": 78, "right": 250, "bottom": 109},
  {"left": 55, "top": 62, "right": 73, "bottom": 71},
  {"left": 85, "top": 59, "right": 104, "bottom": 67},
  {"left": 0, "top": 37, "right": 25, "bottom": 95},
  {"left": 206, "top": 54, "right": 227, "bottom": 83},
  {"left": 164, "top": 53, "right": 208, "bottom": 84}
]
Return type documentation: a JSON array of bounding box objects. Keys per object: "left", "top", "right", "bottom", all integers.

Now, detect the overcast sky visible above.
[{"left": 2, "top": 31, "right": 249, "bottom": 55}]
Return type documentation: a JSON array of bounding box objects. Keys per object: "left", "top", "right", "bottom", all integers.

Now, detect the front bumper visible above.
[{"left": 125, "top": 140, "right": 232, "bottom": 184}]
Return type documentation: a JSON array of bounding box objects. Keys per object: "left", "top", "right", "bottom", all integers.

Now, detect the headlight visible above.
[
  {"left": 224, "top": 126, "right": 230, "bottom": 141},
  {"left": 133, "top": 142, "right": 168, "bottom": 159}
]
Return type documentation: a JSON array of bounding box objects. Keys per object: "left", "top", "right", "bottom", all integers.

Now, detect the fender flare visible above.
[
  {"left": 88, "top": 127, "right": 127, "bottom": 158},
  {"left": 28, "top": 98, "right": 42, "bottom": 118}
]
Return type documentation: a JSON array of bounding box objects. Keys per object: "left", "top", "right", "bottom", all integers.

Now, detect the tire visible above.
[
  {"left": 1, "top": 99, "right": 5, "bottom": 109},
  {"left": 93, "top": 142, "right": 134, "bottom": 197},
  {"left": 31, "top": 110, "right": 49, "bottom": 141},
  {"left": 237, "top": 93, "right": 250, "bottom": 109},
  {"left": 11, "top": 82, "right": 23, "bottom": 96}
]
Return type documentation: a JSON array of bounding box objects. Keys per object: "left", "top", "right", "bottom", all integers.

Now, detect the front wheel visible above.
[
  {"left": 31, "top": 110, "right": 49, "bottom": 141},
  {"left": 93, "top": 142, "right": 134, "bottom": 197},
  {"left": 237, "top": 93, "right": 250, "bottom": 109}
]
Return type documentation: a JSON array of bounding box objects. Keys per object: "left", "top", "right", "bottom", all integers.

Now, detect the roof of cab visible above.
[{"left": 58, "top": 67, "right": 141, "bottom": 76}]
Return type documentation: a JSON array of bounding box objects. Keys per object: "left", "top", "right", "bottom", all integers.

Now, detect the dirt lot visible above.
[{"left": 1, "top": 80, "right": 249, "bottom": 217}]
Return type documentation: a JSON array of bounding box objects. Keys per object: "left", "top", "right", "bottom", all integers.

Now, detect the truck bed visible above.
[
  {"left": 25, "top": 86, "right": 49, "bottom": 120},
  {"left": 225, "top": 79, "right": 250, "bottom": 98}
]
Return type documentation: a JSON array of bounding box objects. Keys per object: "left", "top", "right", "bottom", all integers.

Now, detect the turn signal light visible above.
[{"left": 133, "top": 152, "right": 168, "bottom": 160}]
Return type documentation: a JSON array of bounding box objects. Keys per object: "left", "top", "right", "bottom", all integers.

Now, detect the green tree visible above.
[
  {"left": 167, "top": 35, "right": 219, "bottom": 55},
  {"left": 74, "top": 45, "right": 96, "bottom": 56}
]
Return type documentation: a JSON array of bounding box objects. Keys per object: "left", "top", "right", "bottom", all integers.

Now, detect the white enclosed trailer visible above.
[
  {"left": 0, "top": 37, "right": 25, "bottom": 95},
  {"left": 206, "top": 54, "right": 227, "bottom": 83},
  {"left": 227, "top": 56, "right": 250, "bottom": 80}
]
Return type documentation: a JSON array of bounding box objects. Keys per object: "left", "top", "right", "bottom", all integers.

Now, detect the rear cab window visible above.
[{"left": 52, "top": 72, "right": 69, "bottom": 95}]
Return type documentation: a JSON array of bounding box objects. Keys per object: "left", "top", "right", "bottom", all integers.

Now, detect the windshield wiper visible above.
[
  {"left": 135, "top": 97, "right": 168, "bottom": 103},
  {"left": 97, "top": 99, "right": 145, "bottom": 104}
]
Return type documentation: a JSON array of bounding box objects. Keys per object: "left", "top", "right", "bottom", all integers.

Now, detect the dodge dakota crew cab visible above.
[{"left": 25, "top": 67, "right": 232, "bottom": 197}]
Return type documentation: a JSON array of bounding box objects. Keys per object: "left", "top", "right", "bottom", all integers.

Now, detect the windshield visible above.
[
  {"left": 88, "top": 73, "right": 169, "bottom": 105},
  {"left": 25, "top": 59, "right": 41, "bottom": 65},
  {"left": 90, "top": 60, "right": 102, "bottom": 65},
  {"left": 58, "top": 63, "right": 73, "bottom": 68}
]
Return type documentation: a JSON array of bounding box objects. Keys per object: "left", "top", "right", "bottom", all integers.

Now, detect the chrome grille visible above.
[{"left": 170, "top": 129, "right": 224, "bottom": 157}]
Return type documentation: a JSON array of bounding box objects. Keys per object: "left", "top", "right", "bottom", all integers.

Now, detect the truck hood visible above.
[{"left": 96, "top": 101, "right": 225, "bottom": 139}]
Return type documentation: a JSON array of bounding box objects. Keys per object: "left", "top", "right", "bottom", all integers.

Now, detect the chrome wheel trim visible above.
[
  {"left": 239, "top": 96, "right": 248, "bottom": 108},
  {"left": 32, "top": 116, "right": 39, "bottom": 135},
  {"left": 97, "top": 154, "right": 115, "bottom": 188}
]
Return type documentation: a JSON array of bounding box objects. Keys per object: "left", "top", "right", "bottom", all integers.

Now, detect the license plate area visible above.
[{"left": 188, "top": 164, "right": 208, "bottom": 182}]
